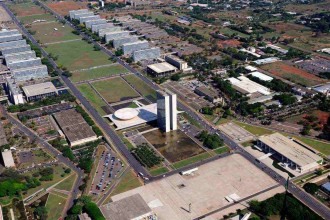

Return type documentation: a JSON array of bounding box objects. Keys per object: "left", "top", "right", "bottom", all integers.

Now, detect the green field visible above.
[
  {"left": 213, "top": 146, "right": 230, "bottom": 154},
  {"left": 234, "top": 121, "right": 274, "bottom": 136},
  {"left": 71, "top": 64, "right": 128, "bottom": 82},
  {"left": 295, "top": 137, "right": 330, "bottom": 156},
  {"left": 45, "top": 40, "right": 110, "bottom": 71},
  {"left": 45, "top": 193, "right": 67, "bottom": 220},
  {"left": 149, "top": 167, "right": 169, "bottom": 176},
  {"left": 172, "top": 152, "right": 211, "bottom": 169},
  {"left": 24, "top": 165, "right": 69, "bottom": 199},
  {"left": 123, "top": 74, "right": 156, "bottom": 101},
  {"left": 9, "top": 2, "right": 46, "bottom": 17},
  {"left": 29, "top": 22, "right": 80, "bottom": 44},
  {"left": 219, "top": 27, "right": 249, "bottom": 38},
  {"left": 18, "top": 13, "right": 55, "bottom": 24},
  {"left": 54, "top": 174, "right": 77, "bottom": 191},
  {"left": 92, "top": 77, "right": 140, "bottom": 103},
  {"left": 77, "top": 84, "right": 108, "bottom": 115},
  {"left": 110, "top": 170, "right": 142, "bottom": 197}
]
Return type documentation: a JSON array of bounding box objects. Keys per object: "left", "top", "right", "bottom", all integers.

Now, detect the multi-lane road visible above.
[{"left": 3, "top": 2, "right": 330, "bottom": 219}]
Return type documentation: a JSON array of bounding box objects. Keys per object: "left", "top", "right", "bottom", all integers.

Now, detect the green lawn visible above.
[
  {"left": 18, "top": 13, "right": 55, "bottom": 24},
  {"left": 110, "top": 170, "right": 142, "bottom": 197},
  {"left": 213, "top": 146, "right": 230, "bottom": 154},
  {"left": 54, "top": 174, "right": 77, "bottom": 191},
  {"left": 92, "top": 77, "right": 140, "bottom": 104},
  {"left": 123, "top": 74, "right": 156, "bottom": 101},
  {"left": 219, "top": 27, "right": 249, "bottom": 38},
  {"left": 149, "top": 167, "right": 169, "bottom": 176},
  {"left": 23, "top": 165, "right": 69, "bottom": 199},
  {"left": 172, "top": 152, "right": 211, "bottom": 169},
  {"left": 29, "top": 22, "right": 80, "bottom": 44},
  {"left": 71, "top": 64, "right": 128, "bottom": 82},
  {"left": 294, "top": 136, "right": 330, "bottom": 156},
  {"left": 234, "top": 121, "right": 274, "bottom": 136},
  {"left": 45, "top": 40, "right": 110, "bottom": 71},
  {"left": 77, "top": 83, "right": 108, "bottom": 115},
  {"left": 45, "top": 193, "right": 67, "bottom": 220}
]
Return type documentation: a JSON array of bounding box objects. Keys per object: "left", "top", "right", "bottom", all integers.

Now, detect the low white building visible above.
[
  {"left": 250, "top": 71, "right": 273, "bottom": 82},
  {"left": 2, "top": 150, "right": 15, "bottom": 168},
  {"left": 228, "top": 76, "right": 271, "bottom": 96}
]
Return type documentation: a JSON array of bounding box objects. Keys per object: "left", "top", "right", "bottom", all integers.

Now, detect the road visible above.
[
  {"left": 4, "top": 112, "right": 84, "bottom": 212},
  {"left": 5, "top": 2, "right": 330, "bottom": 218}
]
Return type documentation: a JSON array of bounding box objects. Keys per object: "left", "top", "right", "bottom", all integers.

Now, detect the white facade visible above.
[
  {"left": 165, "top": 55, "right": 188, "bottom": 70},
  {"left": 157, "top": 90, "right": 177, "bottom": 132}
]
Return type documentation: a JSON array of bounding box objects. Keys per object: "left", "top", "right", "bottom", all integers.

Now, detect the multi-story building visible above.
[
  {"left": 165, "top": 55, "right": 188, "bottom": 70},
  {"left": 22, "top": 82, "right": 58, "bottom": 102},
  {"left": 157, "top": 90, "right": 177, "bottom": 132}
]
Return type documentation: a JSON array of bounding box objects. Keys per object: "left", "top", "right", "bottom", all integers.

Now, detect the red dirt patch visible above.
[
  {"left": 14, "top": 6, "right": 46, "bottom": 17},
  {"left": 217, "top": 39, "right": 241, "bottom": 48},
  {"left": 260, "top": 62, "right": 327, "bottom": 87},
  {"left": 313, "top": 110, "right": 330, "bottom": 126},
  {"left": 47, "top": 0, "right": 88, "bottom": 16}
]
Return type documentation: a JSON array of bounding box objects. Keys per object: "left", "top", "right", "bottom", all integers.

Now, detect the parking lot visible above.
[
  {"left": 90, "top": 149, "right": 124, "bottom": 195},
  {"left": 295, "top": 57, "right": 330, "bottom": 75}
]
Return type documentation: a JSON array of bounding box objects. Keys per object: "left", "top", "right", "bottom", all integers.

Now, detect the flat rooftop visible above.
[
  {"left": 259, "top": 133, "right": 322, "bottom": 168},
  {"left": 122, "top": 40, "right": 148, "bottom": 46},
  {"left": 22, "top": 82, "right": 57, "bottom": 98},
  {"left": 195, "top": 86, "right": 218, "bottom": 98},
  {"left": 250, "top": 71, "right": 273, "bottom": 82},
  {"left": 2, "top": 150, "right": 15, "bottom": 167},
  {"left": 101, "top": 194, "right": 152, "bottom": 220},
  {"left": 7, "top": 57, "right": 41, "bottom": 64},
  {"left": 147, "top": 62, "right": 177, "bottom": 73},
  {"left": 253, "top": 57, "right": 280, "bottom": 65},
  {"left": 165, "top": 55, "right": 187, "bottom": 64},
  {"left": 313, "top": 83, "right": 330, "bottom": 93},
  {"left": 228, "top": 76, "right": 271, "bottom": 95},
  {"left": 110, "top": 154, "right": 283, "bottom": 220},
  {"left": 104, "top": 103, "right": 157, "bottom": 130},
  {"left": 54, "top": 109, "right": 96, "bottom": 143}
]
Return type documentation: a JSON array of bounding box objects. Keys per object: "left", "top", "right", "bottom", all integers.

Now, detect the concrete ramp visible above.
[{"left": 258, "top": 152, "right": 273, "bottom": 161}]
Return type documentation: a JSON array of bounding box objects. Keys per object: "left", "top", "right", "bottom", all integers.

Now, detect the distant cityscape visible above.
[{"left": 0, "top": 0, "right": 329, "bottom": 220}]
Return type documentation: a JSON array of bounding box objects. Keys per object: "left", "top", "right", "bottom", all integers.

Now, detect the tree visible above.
[
  {"left": 303, "top": 183, "right": 319, "bottom": 195},
  {"left": 34, "top": 206, "right": 48, "bottom": 220},
  {"left": 321, "top": 116, "right": 330, "bottom": 140},
  {"left": 273, "top": 93, "right": 297, "bottom": 105},
  {"left": 170, "top": 74, "right": 181, "bottom": 81},
  {"left": 84, "top": 202, "right": 105, "bottom": 220},
  {"left": 201, "top": 107, "right": 213, "bottom": 115},
  {"left": 62, "top": 71, "right": 72, "bottom": 77}
]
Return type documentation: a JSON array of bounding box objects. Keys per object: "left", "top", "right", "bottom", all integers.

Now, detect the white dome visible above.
[{"left": 114, "top": 108, "right": 139, "bottom": 120}]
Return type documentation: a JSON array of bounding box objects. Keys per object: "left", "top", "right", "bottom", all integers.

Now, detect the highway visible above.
[{"left": 4, "top": 2, "right": 330, "bottom": 218}]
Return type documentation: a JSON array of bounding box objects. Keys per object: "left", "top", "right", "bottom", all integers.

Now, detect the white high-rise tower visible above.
[{"left": 156, "top": 90, "right": 177, "bottom": 132}]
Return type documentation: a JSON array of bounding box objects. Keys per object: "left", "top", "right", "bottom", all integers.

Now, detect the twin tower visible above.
[{"left": 156, "top": 90, "right": 177, "bottom": 133}]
